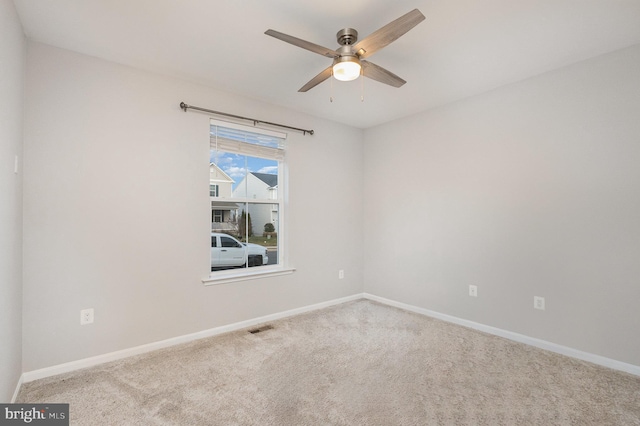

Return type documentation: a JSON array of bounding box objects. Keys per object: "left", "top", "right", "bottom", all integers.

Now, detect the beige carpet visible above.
[{"left": 17, "top": 300, "right": 640, "bottom": 425}]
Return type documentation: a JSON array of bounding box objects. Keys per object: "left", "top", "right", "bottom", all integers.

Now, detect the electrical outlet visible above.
[
  {"left": 534, "top": 296, "right": 545, "bottom": 310},
  {"left": 80, "top": 308, "right": 94, "bottom": 325},
  {"left": 469, "top": 285, "right": 478, "bottom": 297},
  {"left": 338, "top": 269, "right": 344, "bottom": 279}
]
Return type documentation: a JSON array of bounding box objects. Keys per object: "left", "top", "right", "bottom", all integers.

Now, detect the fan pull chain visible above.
[
  {"left": 361, "top": 68, "right": 365, "bottom": 102},
  {"left": 330, "top": 69, "right": 334, "bottom": 103}
]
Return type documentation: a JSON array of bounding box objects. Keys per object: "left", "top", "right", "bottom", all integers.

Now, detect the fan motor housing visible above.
[{"left": 336, "top": 28, "right": 358, "bottom": 46}]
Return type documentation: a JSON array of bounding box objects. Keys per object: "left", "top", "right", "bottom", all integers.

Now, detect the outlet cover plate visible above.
[
  {"left": 534, "top": 296, "right": 545, "bottom": 310},
  {"left": 469, "top": 285, "right": 478, "bottom": 297},
  {"left": 81, "top": 308, "right": 94, "bottom": 325}
]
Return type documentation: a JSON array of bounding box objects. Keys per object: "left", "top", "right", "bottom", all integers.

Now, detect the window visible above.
[
  {"left": 221, "top": 236, "right": 241, "bottom": 248},
  {"left": 206, "top": 119, "right": 291, "bottom": 283},
  {"left": 212, "top": 210, "right": 224, "bottom": 223}
]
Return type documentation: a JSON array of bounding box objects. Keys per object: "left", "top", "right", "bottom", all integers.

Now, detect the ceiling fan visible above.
[{"left": 265, "top": 9, "right": 425, "bottom": 92}]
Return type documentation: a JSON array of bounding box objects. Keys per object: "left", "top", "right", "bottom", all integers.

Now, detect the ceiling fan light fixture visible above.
[
  {"left": 265, "top": 8, "right": 425, "bottom": 91},
  {"left": 332, "top": 56, "right": 361, "bottom": 82}
]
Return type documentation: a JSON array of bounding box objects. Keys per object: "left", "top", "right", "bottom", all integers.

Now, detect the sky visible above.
[
  {"left": 210, "top": 123, "right": 282, "bottom": 189},
  {"left": 211, "top": 151, "right": 278, "bottom": 190}
]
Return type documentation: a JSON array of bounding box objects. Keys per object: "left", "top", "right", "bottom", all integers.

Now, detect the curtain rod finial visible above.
[{"left": 180, "top": 102, "right": 188, "bottom": 112}]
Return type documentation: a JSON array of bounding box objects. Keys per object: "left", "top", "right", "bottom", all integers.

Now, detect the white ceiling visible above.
[{"left": 13, "top": 0, "right": 640, "bottom": 129}]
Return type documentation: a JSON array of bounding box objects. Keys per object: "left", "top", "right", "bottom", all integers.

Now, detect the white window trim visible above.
[
  {"left": 203, "top": 266, "right": 296, "bottom": 285},
  {"left": 206, "top": 119, "right": 292, "bottom": 284}
]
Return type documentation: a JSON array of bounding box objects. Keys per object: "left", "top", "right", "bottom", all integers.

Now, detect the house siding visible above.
[{"left": 233, "top": 173, "right": 278, "bottom": 235}]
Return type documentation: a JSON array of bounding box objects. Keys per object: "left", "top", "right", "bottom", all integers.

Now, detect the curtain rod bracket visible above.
[{"left": 179, "top": 101, "right": 314, "bottom": 136}]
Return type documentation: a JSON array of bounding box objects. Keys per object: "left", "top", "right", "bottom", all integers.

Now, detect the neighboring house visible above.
[
  {"left": 232, "top": 172, "right": 278, "bottom": 235},
  {"left": 210, "top": 163, "right": 238, "bottom": 231}
]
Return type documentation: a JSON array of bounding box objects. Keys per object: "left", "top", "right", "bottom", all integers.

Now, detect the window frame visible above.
[
  {"left": 212, "top": 209, "right": 223, "bottom": 223},
  {"left": 203, "top": 119, "right": 295, "bottom": 285}
]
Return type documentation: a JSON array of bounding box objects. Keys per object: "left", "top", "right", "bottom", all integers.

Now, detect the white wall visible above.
[
  {"left": 20, "top": 31, "right": 639, "bottom": 376},
  {"left": 23, "top": 42, "right": 364, "bottom": 371},
  {"left": 363, "top": 44, "right": 640, "bottom": 366},
  {"left": 0, "top": 0, "right": 25, "bottom": 401}
]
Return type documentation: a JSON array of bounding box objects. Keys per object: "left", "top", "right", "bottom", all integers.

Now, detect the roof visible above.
[
  {"left": 252, "top": 172, "right": 277, "bottom": 188},
  {"left": 209, "top": 163, "right": 234, "bottom": 183}
]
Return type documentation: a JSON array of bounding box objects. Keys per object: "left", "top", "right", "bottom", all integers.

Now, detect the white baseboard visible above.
[
  {"left": 21, "top": 291, "right": 639, "bottom": 386},
  {"left": 22, "top": 293, "right": 363, "bottom": 383},
  {"left": 363, "top": 293, "right": 640, "bottom": 377},
  {"left": 11, "top": 374, "right": 24, "bottom": 402}
]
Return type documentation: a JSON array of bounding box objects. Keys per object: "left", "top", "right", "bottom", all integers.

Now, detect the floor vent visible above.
[{"left": 248, "top": 325, "right": 274, "bottom": 334}]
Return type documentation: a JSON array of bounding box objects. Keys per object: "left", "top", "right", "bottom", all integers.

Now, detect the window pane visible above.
[
  {"left": 209, "top": 122, "right": 284, "bottom": 276},
  {"left": 253, "top": 203, "right": 278, "bottom": 268},
  {"left": 210, "top": 225, "right": 274, "bottom": 272},
  {"left": 221, "top": 236, "right": 239, "bottom": 248},
  {"left": 210, "top": 151, "right": 278, "bottom": 201},
  {"left": 209, "top": 152, "right": 280, "bottom": 271},
  {"left": 211, "top": 232, "right": 246, "bottom": 271}
]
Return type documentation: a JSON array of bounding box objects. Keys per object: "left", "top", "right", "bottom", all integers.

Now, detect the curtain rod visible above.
[{"left": 179, "top": 102, "right": 314, "bottom": 136}]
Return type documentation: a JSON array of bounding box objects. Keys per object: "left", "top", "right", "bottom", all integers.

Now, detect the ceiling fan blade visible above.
[
  {"left": 353, "top": 9, "right": 425, "bottom": 59},
  {"left": 265, "top": 29, "right": 338, "bottom": 58},
  {"left": 361, "top": 60, "right": 406, "bottom": 88},
  {"left": 299, "top": 66, "right": 333, "bottom": 92}
]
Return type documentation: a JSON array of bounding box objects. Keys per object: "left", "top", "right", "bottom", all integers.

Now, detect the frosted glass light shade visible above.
[{"left": 333, "top": 61, "right": 361, "bottom": 81}]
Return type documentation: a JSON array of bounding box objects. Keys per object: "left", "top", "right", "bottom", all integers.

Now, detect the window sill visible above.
[{"left": 202, "top": 266, "right": 296, "bottom": 285}]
